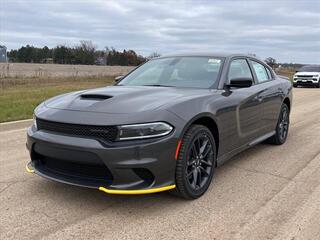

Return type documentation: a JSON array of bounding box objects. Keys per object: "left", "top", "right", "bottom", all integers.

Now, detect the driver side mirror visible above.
[
  {"left": 114, "top": 76, "right": 124, "bottom": 83},
  {"left": 227, "top": 77, "right": 253, "bottom": 88}
]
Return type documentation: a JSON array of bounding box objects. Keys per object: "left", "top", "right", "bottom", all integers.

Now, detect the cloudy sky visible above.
[{"left": 1, "top": 0, "right": 320, "bottom": 63}]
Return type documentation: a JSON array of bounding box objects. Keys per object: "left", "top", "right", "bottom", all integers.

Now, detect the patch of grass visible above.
[{"left": 0, "top": 76, "right": 115, "bottom": 122}]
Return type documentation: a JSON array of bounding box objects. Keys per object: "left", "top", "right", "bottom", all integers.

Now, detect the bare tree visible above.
[
  {"left": 148, "top": 52, "right": 161, "bottom": 59},
  {"left": 74, "top": 41, "right": 97, "bottom": 65},
  {"left": 265, "top": 57, "right": 277, "bottom": 69}
]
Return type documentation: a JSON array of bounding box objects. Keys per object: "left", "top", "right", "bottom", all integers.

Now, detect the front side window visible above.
[
  {"left": 265, "top": 67, "right": 273, "bottom": 80},
  {"left": 250, "top": 60, "right": 269, "bottom": 83},
  {"left": 228, "top": 59, "right": 253, "bottom": 81},
  {"left": 118, "top": 57, "right": 224, "bottom": 88}
]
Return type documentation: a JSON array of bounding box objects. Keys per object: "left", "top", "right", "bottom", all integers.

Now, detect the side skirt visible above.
[
  {"left": 217, "top": 131, "right": 275, "bottom": 166},
  {"left": 248, "top": 131, "right": 275, "bottom": 146}
]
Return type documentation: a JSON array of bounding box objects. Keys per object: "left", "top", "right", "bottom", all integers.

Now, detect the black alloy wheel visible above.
[
  {"left": 173, "top": 125, "right": 216, "bottom": 199},
  {"left": 267, "top": 104, "right": 290, "bottom": 145},
  {"left": 278, "top": 106, "right": 289, "bottom": 142}
]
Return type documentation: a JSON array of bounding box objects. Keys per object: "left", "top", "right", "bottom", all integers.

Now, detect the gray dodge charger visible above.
[{"left": 26, "top": 53, "right": 292, "bottom": 199}]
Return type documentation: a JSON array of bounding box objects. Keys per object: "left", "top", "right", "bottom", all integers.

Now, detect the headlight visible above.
[
  {"left": 117, "top": 122, "right": 173, "bottom": 140},
  {"left": 313, "top": 75, "right": 319, "bottom": 78},
  {"left": 33, "top": 114, "right": 37, "bottom": 129}
]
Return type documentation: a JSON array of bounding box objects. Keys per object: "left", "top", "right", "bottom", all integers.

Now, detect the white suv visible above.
[{"left": 293, "top": 65, "right": 320, "bottom": 88}]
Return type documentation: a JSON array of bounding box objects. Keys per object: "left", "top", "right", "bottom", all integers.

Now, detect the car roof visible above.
[
  {"left": 301, "top": 64, "right": 320, "bottom": 67},
  {"left": 158, "top": 52, "right": 256, "bottom": 59}
]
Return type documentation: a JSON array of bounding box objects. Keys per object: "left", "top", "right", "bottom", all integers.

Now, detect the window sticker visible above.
[{"left": 208, "top": 59, "right": 221, "bottom": 64}]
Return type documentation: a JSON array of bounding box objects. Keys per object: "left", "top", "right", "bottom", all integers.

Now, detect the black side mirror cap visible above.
[
  {"left": 227, "top": 77, "right": 253, "bottom": 88},
  {"left": 114, "top": 76, "right": 124, "bottom": 83}
]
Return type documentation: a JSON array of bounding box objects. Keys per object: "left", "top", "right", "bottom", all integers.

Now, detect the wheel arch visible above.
[
  {"left": 283, "top": 97, "right": 291, "bottom": 112},
  {"left": 180, "top": 113, "right": 220, "bottom": 160}
]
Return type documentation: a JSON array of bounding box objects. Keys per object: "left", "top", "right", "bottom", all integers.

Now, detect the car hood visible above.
[
  {"left": 296, "top": 72, "right": 320, "bottom": 76},
  {"left": 44, "top": 86, "right": 213, "bottom": 114}
]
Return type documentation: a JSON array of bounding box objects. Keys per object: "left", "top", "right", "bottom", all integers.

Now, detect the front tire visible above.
[
  {"left": 173, "top": 125, "right": 216, "bottom": 199},
  {"left": 267, "top": 104, "right": 290, "bottom": 145}
]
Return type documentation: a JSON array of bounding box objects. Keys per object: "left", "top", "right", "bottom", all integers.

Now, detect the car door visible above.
[
  {"left": 226, "top": 58, "right": 267, "bottom": 147},
  {"left": 248, "top": 59, "right": 283, "bottom": 133}
]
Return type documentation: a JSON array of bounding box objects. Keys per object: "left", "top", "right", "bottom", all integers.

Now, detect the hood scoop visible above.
[{"left": 80, "top": 94, "right": 112, "bottom": 101}]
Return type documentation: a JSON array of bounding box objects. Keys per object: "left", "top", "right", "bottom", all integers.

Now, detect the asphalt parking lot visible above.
[{"left": 1, "top": 88, "right": 320, "bottom": 240}]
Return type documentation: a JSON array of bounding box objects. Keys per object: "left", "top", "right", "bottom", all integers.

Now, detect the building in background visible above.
[
  {"left": 0, "top": 45, "right": 8, "bottom": 62},
  {"left": 41, "top": 58, "right": 54, "bottom": 64},
  {"left": 95, "top": 57, "right": 107, "bottom": 65}
]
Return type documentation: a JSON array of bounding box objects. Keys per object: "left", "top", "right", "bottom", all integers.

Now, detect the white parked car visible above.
[{"left": 293, "top": 65, "right": 320, "bottom": 88}]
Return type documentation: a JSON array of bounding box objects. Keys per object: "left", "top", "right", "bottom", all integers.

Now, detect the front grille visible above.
[
  {"left": 296, "top": 75, "right": 313, "bottom": 79},
  {"left": 36, "top": 118, "right": 118, "bottom": 142}
]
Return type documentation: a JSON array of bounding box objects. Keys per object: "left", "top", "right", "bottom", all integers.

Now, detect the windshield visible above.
[
  {"left": 298, "top": 65, "right": 320, "bottom": 72},
  {"left": 118, "top": 57, "right": 224, "bottom": 88}
]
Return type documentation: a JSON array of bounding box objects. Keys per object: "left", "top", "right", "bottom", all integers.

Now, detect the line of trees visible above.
[
  {"left": 106, "top": 48, "right": 146, "bottom": 66},
  {"left": 264, "top": 57, "right": 304, "bottom": 70},
  {"left": 7, "top": 41, "right": 147, "bottom": 66}
]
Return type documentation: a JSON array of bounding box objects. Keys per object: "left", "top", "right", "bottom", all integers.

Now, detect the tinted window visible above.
[
  {"left": 228, "top": 59, "right": 253, "bottom": 80},
  {"left": 119, "top": 57, "right": 223, "bottom": 88},
  {"left": 265, "top": 67, "right": 273, "bottom": 80},
  {"left": 250, "top": 61, "right": 269, "bottom": 83}
]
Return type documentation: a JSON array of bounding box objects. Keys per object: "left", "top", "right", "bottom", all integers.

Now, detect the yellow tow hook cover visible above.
[{"left": 26, "top": 162, "right": 35, "bottom": 173}]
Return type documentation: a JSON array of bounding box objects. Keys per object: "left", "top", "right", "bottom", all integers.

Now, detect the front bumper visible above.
[{"left": 26, "top": 125, "right": 178, "bottom": 194}]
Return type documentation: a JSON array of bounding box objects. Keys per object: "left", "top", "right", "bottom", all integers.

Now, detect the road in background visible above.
[{"left": 1, "top": 88, "right": 320, "bottom": 240}]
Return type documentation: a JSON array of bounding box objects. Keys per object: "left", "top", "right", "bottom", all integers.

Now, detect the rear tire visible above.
[
  {"left": 267, "top": 104, "right": 290, "bottom": 145},
  {"left": 172, "top": 125, "right": 216, "bottom": 199}
]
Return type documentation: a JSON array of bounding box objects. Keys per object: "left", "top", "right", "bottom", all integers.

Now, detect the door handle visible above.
[
  {"left": 254, "top": 96, "right": 263, "bottom": 102},
  {"left": 278, "top": 88, "right": 284, "bottom": 95}
]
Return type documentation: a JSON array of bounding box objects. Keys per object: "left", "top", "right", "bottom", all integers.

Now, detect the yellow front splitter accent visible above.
[{"left": 99, "top": 185, "right": 176, "bottom": 195}]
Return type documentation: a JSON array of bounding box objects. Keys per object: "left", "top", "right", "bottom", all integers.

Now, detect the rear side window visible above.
[
  {"left": 250, "top": 60, "right": 269, "bottom": 83},
  {"left": 228, "top": 59, "right": 253, "bottom": 81}
]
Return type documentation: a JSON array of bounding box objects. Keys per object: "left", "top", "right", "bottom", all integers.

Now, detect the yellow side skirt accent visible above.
[
  {"left": 99, "top": 185, "right": 176, "bottom": 195},
  {"left": 26, "top": 163, "right": 35, "bottom": 173}
]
